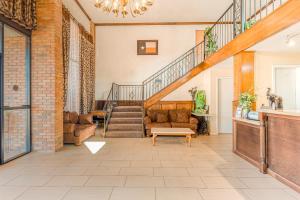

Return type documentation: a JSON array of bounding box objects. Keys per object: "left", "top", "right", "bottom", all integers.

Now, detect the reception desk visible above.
[{"left": 233, "top": 110, "right": 300, "bottom": 192}]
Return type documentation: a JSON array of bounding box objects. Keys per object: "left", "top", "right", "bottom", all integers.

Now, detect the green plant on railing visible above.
[
  {"left": 194, "top": 90, "right": 207, "bottom": 114},
  {"left": 204, "top": 27, "right": 218, "bottom": 56},
  {"left": 245, "top": 19, "right": 256, "bottom": 30},
  {"left": 239, "top": 91, "right": 256, "bottom": 112}
]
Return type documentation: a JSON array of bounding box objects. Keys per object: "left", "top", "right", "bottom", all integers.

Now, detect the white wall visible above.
[
  {"left": 95, "top": 25, "right": 208, "bottom": 99},
  {"left": 163, "top": 58, "right": 234, "bottom": 135},
  {"left": 62, "top": 0, "right": 90, "bottom": 31},
  {"left": 254, "top": 52, "right": 300, "bottom": 108}
]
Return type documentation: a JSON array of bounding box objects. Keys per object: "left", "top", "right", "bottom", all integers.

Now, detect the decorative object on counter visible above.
[
  {"left": 266, "top": 88, "right": 283, "bottom": 110},
  {"left": 194, "top": 90, "right": 207, "bottom": 114},
  {"left": 235, "top": 106, "right": 243, "bottom": 118},
  {"left": 238, "top": 91, "right": 256, "bottom": 119},
  {"left": 247, "top": 111, "right": 259, "bottom": 121}
]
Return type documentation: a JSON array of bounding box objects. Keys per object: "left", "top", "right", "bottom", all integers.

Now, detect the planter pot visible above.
[{"left": 242, "top": 109, "right": 250, "bottom": 119}]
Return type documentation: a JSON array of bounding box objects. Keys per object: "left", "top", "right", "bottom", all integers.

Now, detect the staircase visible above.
[
  {"left": 105, "top": 106, "right": 144, "bottom": 138},
  {"left": 102, "top": 0, "right": 288, "bottom": 137}
]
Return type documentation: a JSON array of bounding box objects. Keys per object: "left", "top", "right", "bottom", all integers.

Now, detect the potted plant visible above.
[
  {"left": 194, "top": 90, "right": 207, "bottom": 114},
  {"left": 244, "top": 19, "right": 256, "bottom": 30},
  {"left": 204, "top": 27, "right": 218, "bottom": 56},
  {"left": 239, "top": 92, "right": 256, "bottom": 118}
]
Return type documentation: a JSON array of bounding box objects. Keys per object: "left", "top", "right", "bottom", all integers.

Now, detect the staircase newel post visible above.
[
  {"left": 192, "top": 49, "right": 195, "bottom": 68},
  {"left": 203, "top": 35, "right": 206, "bottom": 60},
  {"left": 233, "top": 0, "right": 237, "bottom": 38},
  {"left": 240, "top": 0, "right": 246, "bottom": 33}
]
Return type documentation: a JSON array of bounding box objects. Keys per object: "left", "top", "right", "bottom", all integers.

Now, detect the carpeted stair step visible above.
[
  {"left": 107, "top": 124, "right": 143, "bottom": 131},
  {"left": 112, "top": 112, "right": 142, "bottom": 118},
  {"left": 113, "top": 106, "right": 142, "bottom": 112},
  {"left": 105, "top": 131, "right": 144, "bottom": 138},
  {"left": 110, "top": 118, "right": 142, "bottom": 124}
]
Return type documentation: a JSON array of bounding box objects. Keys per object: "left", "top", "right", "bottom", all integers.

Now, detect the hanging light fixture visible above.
[{"left": 94, "top": 0, "right": 154, "bottom": 18}]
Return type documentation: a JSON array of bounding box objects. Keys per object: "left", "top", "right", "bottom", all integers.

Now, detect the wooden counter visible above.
[
  {"left": 262, "top": 110, "right": 300, "bottom": 192},
  {"left": 233, "top": 110, "right": 300, "bottom": 192},
  {"left": 233, "top": 118, "right": 266, "bottom": 172}
]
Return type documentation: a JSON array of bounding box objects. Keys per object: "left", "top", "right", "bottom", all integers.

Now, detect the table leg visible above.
[
  {"left": 152, "top": 134, "right": 157, "bottom": 146},
  {"left": 187, "top": 135, "right": 192, "bottom": 147}
]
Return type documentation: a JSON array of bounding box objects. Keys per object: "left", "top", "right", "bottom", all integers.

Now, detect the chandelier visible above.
[{"left": 94, "top": 0, "right": 154, "bottom": 17}]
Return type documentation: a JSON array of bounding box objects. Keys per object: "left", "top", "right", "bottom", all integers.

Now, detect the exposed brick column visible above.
[{"left": 31, "top": 0, "right": 64, "bottom": 152}]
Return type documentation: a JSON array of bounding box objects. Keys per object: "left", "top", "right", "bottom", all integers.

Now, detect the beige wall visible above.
[
  {"left": 254, "top": 52, "right": 300, "bottom": 108},
  {"left": 95, "top": 25, "right": 208, "bottom": 99},
  {"left": 95, "top": 25, "right": 235, "bottom": 134},
  {"left": 163, "top": 59, "right": 234, "bottom": 135}
]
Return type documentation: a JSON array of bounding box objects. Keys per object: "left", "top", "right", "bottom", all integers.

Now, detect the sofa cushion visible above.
[
  {"left": 79, "top": 114, "right": 93, "bottom": 125},
  {"left": 171, "top": 122, "right": 194, "bottom": 129},
  {"left": 169, "top": 110, "right": 177, "bottom": 122},
  {"left": 147, "top": 110, "right": 168, "bottom": 122},
  {"left": 69, "top": 112, "right": 79, "bottom": 124},
  {"left": 176, "top": 110, "right": 190, "bottom": 123},
  {"left": 146, "top": 122, "right": 171, "bottom": 130},
  {"left": 75, "top": 124, "right": 96, "bottom": 137},
  {"left": 64, "top": 123, "right": 76, "bottom": 134},
  {"left": 156, "top": 112, "right": 168, "bottom": 123},
  {"left": 147, "top": 110, "right": 157, "bottom": 122},
  {"left": 63, "top": 112, "right": 71, "bottom": 123}
]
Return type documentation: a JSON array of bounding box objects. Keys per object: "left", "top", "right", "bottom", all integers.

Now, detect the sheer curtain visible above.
[{"left": 64, "top": 18, "right": 80, "bottom": 113}]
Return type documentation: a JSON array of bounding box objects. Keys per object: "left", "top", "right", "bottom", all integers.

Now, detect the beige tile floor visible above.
[{"left": 0, "top": 132, "right": 299, "bottom": 200}]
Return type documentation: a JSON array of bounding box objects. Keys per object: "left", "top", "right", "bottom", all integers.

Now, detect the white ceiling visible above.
[
  {"left": 248, "top": 22, "right": 300, "bottom": 53},
  {"left": 78, "top": 0, "right": 233, "bottom": 23}
]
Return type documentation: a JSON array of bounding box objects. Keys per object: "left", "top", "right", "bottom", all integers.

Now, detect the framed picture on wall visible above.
[{"left": 137, "top": 40, "right": 158, "bottom": 55}]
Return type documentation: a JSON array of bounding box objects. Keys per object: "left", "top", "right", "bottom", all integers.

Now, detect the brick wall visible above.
[
  {"left": 31, "top": 0, "right": 64, "bottom": 152},
  {"left": 3, "top": 35, "right": 28, "bottom": 158}
]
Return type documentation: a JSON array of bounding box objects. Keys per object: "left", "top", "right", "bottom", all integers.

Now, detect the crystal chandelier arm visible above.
[
  {"left": 95, "top": 0, "right": 105, "bottom": 8},
  {"left": 95, "top": 0, "right": 153, "bottom": 18}
]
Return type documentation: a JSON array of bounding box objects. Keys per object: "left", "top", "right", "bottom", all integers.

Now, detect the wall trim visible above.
[
  {"left": 74, "top": 0, "right": 92, "bottom": 21},
  {"left": 95, "top": 22, "right": 219, "bottom": 26}
]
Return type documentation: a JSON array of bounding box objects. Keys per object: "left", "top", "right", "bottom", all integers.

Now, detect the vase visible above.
[{"left": 242, "top": 109, "right": 249, "bottom": 119}]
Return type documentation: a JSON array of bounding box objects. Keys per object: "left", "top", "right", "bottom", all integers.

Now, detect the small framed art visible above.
[{"left": 137, "top": 40, "right": 158, "bottom": 55}]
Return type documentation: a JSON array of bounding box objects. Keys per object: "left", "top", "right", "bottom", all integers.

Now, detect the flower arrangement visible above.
[{"left": 239, "top": 92, "right": 256, "bottom": 111}]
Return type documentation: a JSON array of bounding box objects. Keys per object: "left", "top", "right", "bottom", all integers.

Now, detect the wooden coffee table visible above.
[{"left": 151, "top": 128, "right": 195, "bottom": 147}]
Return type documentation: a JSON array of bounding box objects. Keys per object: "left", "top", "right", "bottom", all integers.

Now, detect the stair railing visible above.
[
  {"left": 143, "top": 41, "right": 205, "bottom": 100},
  {"left": 103, "top": 83, "right": 118, "bottom": 135},
  {"left": 102, "top": 0, "right": 287, "bottom": 134}
]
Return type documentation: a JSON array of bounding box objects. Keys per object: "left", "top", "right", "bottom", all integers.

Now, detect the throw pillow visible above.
[
  {"left": 156, "top": 112, "right": 168, "bottom": 123},
  {"left": 176, "top": 110, "right": 189, "bottom": 123},
  {"left": 169, "top": 110, "right": 177, "bottom": 122},
  {"left": 79, "top": 114, "right": 93, "bottom": 124},
  {"left": 69, "top": 112, "right": 79, "bottom": 124},
  {"left": 63, "top": 112, "right": 71, "bottom": 123},
  {"left": 147, "top": 110, "right": 157, "bottom": 122}
]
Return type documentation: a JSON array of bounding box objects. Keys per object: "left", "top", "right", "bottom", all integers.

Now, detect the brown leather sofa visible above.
[
  {"left": 144, "top": 109, "right": 198, "bottom": 136},
  {"left": 63, "top": 112, "right": 97, "bottom": 146}
]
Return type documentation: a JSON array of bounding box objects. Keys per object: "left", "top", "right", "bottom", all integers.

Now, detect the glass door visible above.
[{"left": 0, "top": 23, "right": 31, "bottom": 164}]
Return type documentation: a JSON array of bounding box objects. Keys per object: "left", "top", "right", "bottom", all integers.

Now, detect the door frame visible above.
[
  {"left": 216, "top": 76, "right": 233, "bottom": 134},
  {"left": 0, "top": 20, "right": 32, "bottom": 164},
  {"left": 272, "top": 65, "right": 300, "bottom": 110},
  {"left": 272, "top": 65, "right": 300, "bottom": 92}
]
